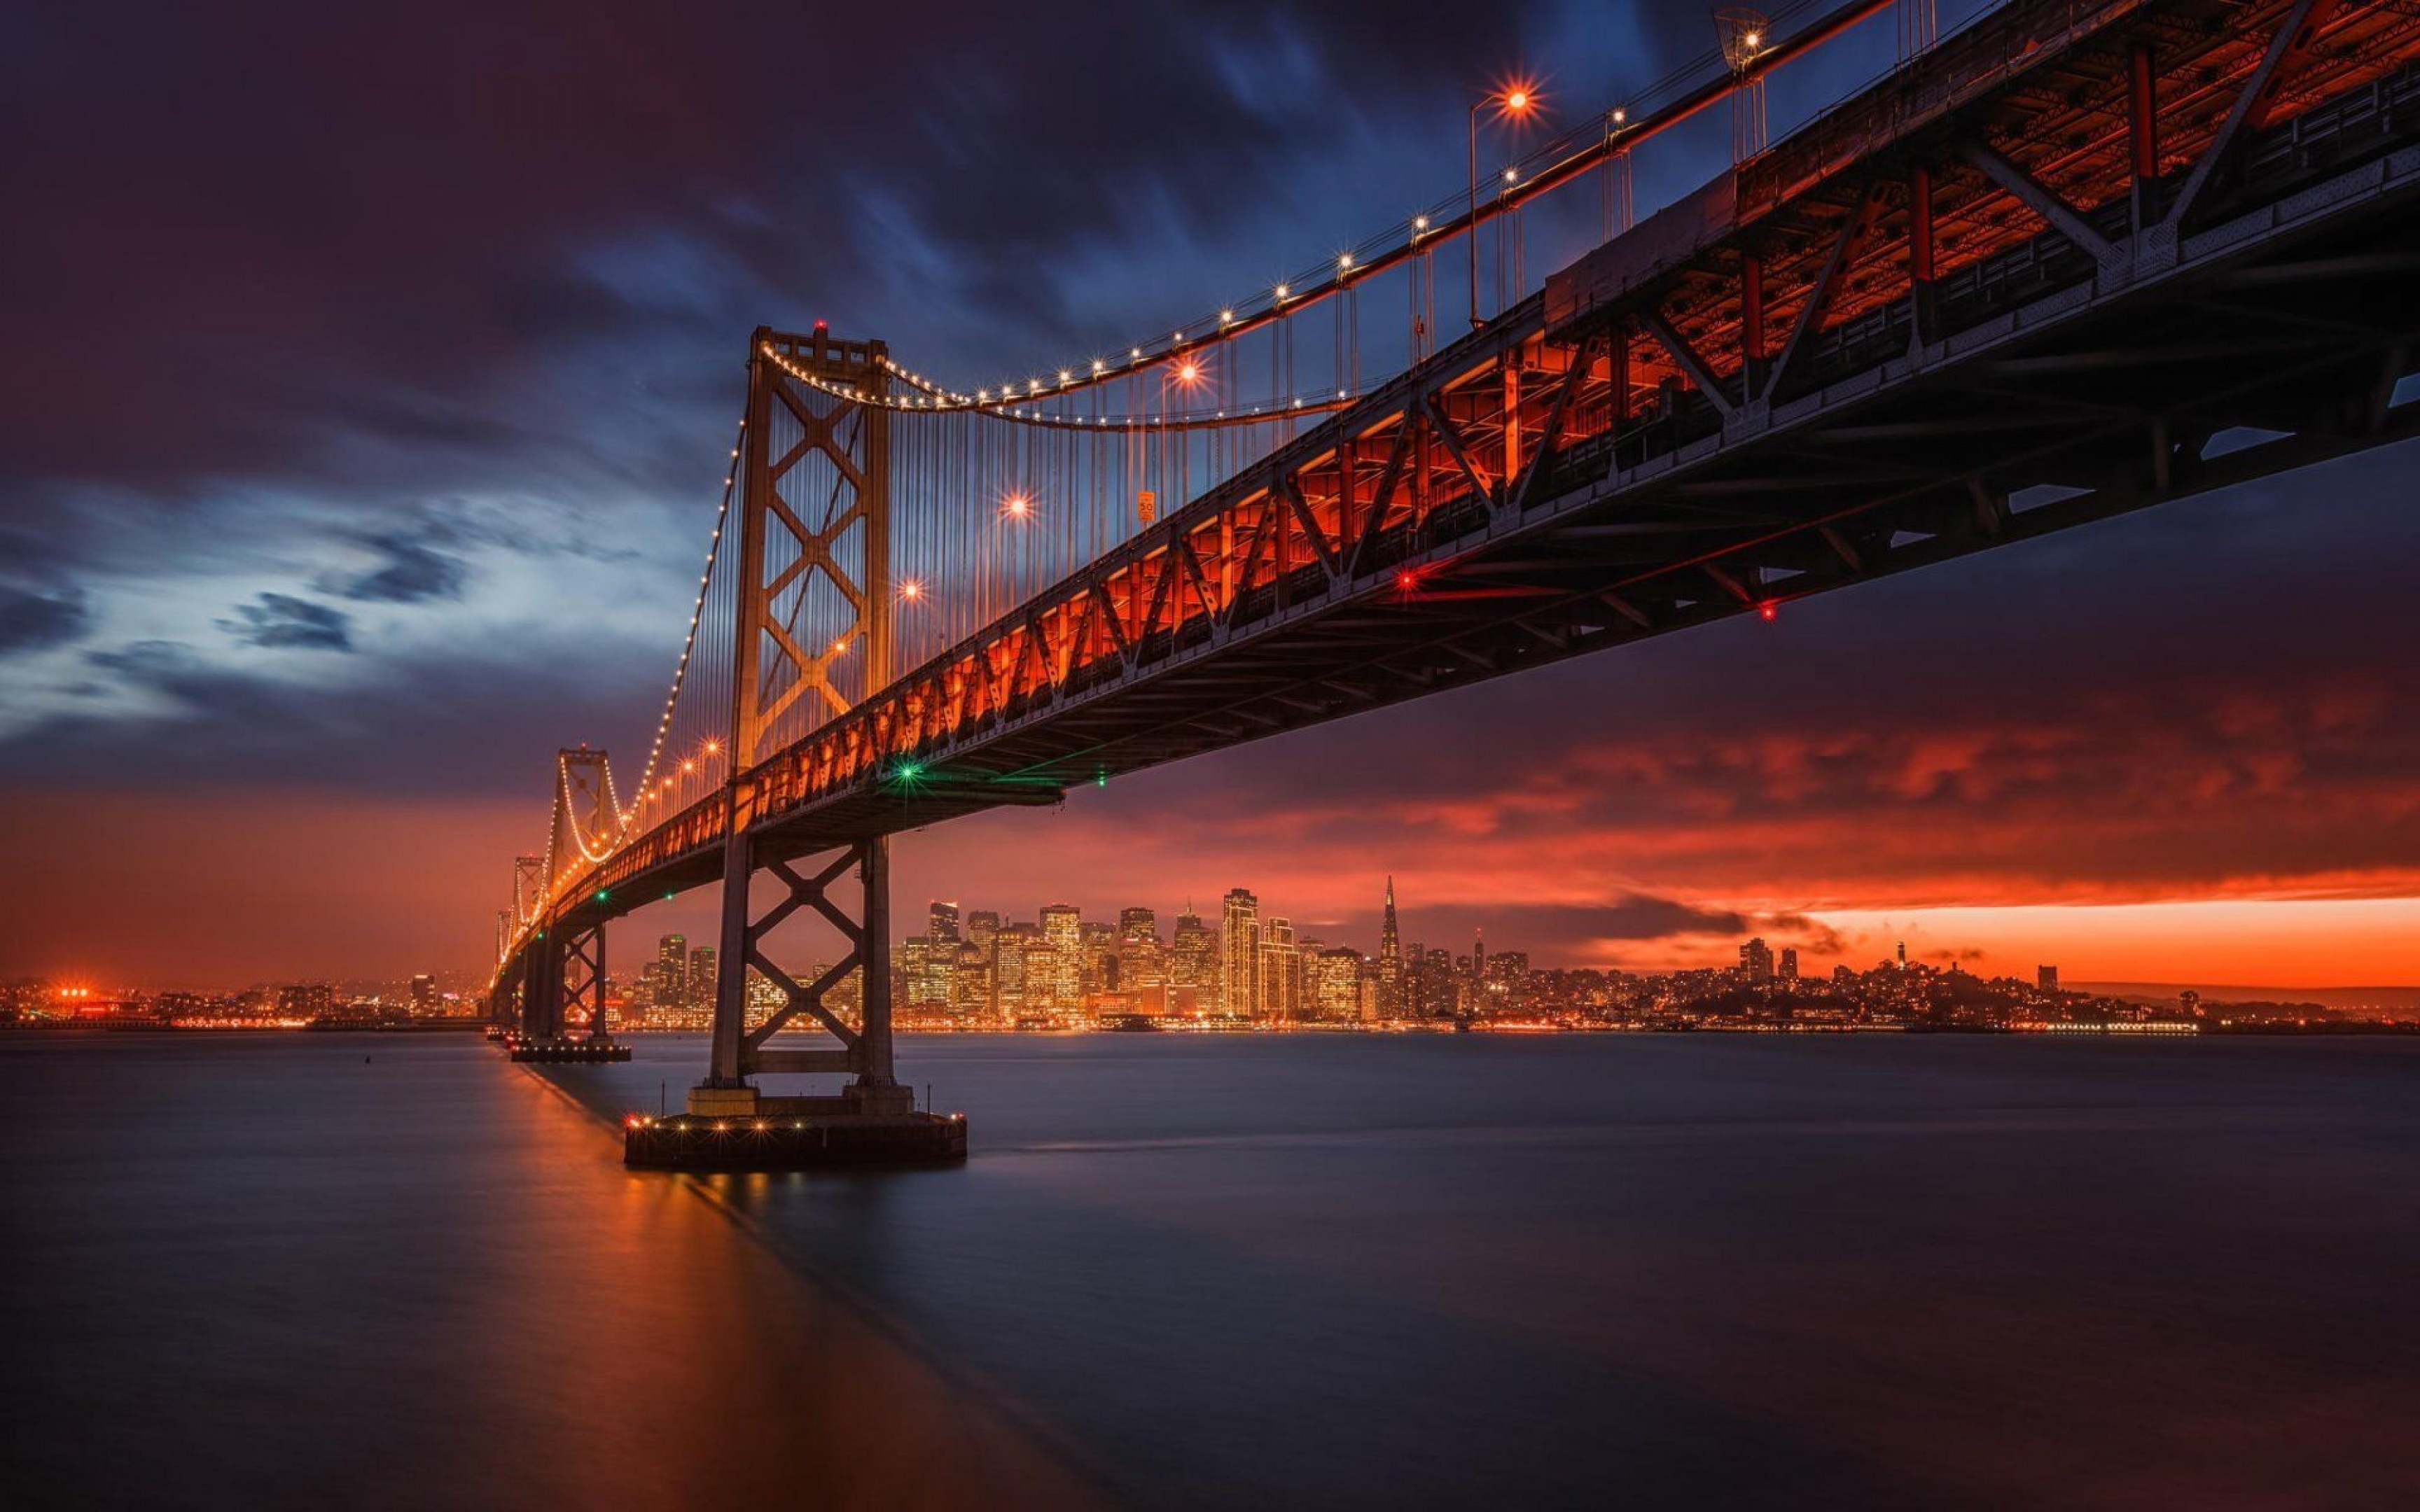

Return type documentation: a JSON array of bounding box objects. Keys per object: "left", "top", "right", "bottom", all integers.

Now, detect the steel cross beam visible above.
[
  {"left": 559, "top": 920, "right": 609, "bottom": 1044},
  {"left": 705, "top": 837, "right": 898, "bottom": 1082}
]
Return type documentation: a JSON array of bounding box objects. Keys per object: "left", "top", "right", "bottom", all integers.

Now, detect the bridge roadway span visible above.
[{"left": 531, "top": 0, "right": 2420, "bottom": 955}]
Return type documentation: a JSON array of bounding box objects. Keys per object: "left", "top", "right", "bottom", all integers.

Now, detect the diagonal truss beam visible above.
[
  {"left": 2169, "top": 0, "right": 2334, "bottom": 228},
  {"left": 1960, "top": 142, "right": 2121, "bottom": 267},
  {"left": 1637, "top": 308, "right": 1738, "bottom": 418}
]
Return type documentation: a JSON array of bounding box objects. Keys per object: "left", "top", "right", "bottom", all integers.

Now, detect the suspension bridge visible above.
[{"left": 484, "top": 0, "right": 2420, "bottom": 1166}]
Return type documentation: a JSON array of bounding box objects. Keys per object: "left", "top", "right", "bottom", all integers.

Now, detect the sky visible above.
[{"left": 2, "top": 0, "right": 2415, "bottom": 992}]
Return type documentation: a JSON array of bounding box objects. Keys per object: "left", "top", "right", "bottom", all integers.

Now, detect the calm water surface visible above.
[{"left": 5, "top": 1032, "right": 2416, "bottom": 1508}]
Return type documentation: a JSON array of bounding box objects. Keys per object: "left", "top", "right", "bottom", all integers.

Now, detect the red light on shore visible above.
[{"left": 1758, "top": 601, "right": 1779, "bottom": 622}]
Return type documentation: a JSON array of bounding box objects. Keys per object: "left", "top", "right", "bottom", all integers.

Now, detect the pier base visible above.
[{"left": 627, "top": 1096, "right": 966, "bottom": 1170}]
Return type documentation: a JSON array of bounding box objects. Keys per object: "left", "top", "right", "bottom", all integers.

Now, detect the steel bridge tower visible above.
[
  {"left": 520, "top": 749, "right": 616, "bottom": 1042},
  {"left": 693, "top": 326, "right": 911, "bottom": 1118}
]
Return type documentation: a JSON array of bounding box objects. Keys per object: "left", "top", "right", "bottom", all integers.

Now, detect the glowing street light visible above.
[{"left": 1470, "top": 80, "right": 1541, "bottom": 329}]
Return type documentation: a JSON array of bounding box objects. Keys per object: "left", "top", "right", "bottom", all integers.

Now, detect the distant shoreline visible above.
[{"left": 8, "top": 1021, "right": 2416, "bottom": 1040}]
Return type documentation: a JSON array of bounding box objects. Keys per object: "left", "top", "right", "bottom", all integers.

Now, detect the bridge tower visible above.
[
  {"left": 526, "top": 749, "right": 615, "bottom": 1042},
  {"left": 693, "top": 325, "right": 909, "bottom": 1118}
]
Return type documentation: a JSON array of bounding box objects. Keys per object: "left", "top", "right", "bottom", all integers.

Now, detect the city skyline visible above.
[
  {"left": 15, "top": 842, "right": 2420, "bottom": 994},
  {"left": 21, "top": 868, "right": 2419, "bottom": 1012}
]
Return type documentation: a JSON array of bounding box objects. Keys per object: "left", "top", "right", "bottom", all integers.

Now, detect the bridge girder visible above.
[{"left": 500, "top": 0, "right": 2420, "bottom": 1009}]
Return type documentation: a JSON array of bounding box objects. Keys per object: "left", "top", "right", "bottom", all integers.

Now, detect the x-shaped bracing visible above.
[{"left": 739, "top": 846, "right": 868, "bottom": 1056}]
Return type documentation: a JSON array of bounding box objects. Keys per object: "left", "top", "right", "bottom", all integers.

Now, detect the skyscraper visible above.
[
  {"left": 2038, "top": 965, "right": 2060, "bottom": 993},
  {"left": 1079, "top": 920, "right": 1119, "bottom": 1000},
  {"left": 1258, "top": 916, "right": 1299, "bottom": 1023},
  {"left": 1309, "top": 947, "right": 1364, "bottom": 1022},
  {"left": 1117, "top": 906, "right": 1164, "bottom": 1001},
  {"left": 1741, "top": 937, "right": 1775, "bottom": 982},
  {"left": 992, "top": 922, "right": 1038, "bottom": 1021},
  {"left": 1037, "top": 904, "right": 1082, "bottom": 1014},
  {"left": 657, "top": 934, "right": 690, "bottom": 1015},
  {"left": 1221, "top": 888, "right": 1260, "bottom": 1021},
  {"left": 1170, "top": 906, "right": 1216, "bottom": 1014},
  {"left": 1378, "top": 876, "right": 1403, "bottom": 1017},
  {"left": 928, "top": 901, "right": 961, "bottom": 944}
]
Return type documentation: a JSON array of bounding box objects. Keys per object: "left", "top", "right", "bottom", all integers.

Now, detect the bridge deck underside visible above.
[{"left": 524, "top": 0, "right": 2420, "bottom": 956}]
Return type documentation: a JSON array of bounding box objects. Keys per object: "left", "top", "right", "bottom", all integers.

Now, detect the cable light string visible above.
[
  {"left": 498, "top": 403, "right": 750, "bottom": 967},
  {"left": 760, "top": 343, "right": 1357, "bottom": 433},
  {"left": 557, "top": 760, "right": 621, "bottom": 865},
  {"left": 621, "top": 407, "right": 749, "bottom": 825},
  {"left": 770, "top": 0, "right": 1857, "bottom": 421}
]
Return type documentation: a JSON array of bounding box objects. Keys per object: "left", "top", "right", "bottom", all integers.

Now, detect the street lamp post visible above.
[{"left": 1469, "top": 86, "right": 1535, "bottom": 329}]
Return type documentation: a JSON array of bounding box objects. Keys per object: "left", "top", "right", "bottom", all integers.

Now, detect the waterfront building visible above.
[
  {"left": 1258, "top": 916, "right": 1299, "bottom": 1023},
  {"left": 1221, "top": 888, "right": 1260, "bottom": 1021},
  {"left": 277, "top": 983, "right": 335, "bottom": 1017},
  {"left": 1170, "top": 906, "right": 1217, "bottom": 1012},
  {"left": 1309, "top": 946, "right": 1363, "bottom": 1022},
  {"left": 1036, "top": 906, "right": 1083, "bottom": 1016},
  {"left": 1117, "top": 907, "right": 1164, "bottom": 995}
]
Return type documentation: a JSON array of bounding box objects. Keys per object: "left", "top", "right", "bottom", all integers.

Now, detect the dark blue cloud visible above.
[
  {"left": 218, "top": 593, "right": 354, "bottom": 652},
  {"left": 335, "top": 530, "right": 467, "bottom": 604},
  {"left": 0, "top": 582, "right": 88, "bottom": 655}
]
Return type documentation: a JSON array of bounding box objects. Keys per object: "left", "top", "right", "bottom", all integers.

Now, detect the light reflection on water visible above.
[{"left": 8, "top": 1031, "right": 2419, "bottom": 1508}]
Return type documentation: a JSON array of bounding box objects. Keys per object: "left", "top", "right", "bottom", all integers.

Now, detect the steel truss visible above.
[
  {"left": 703, "top": 834, "right": 896, "bottom": 1087},
  {"left": 698, "top": 332, "right": 900, "bottom": 1100},
  {"left": 506, "top": 0, "right": 2420, "bottom": 1015}
]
